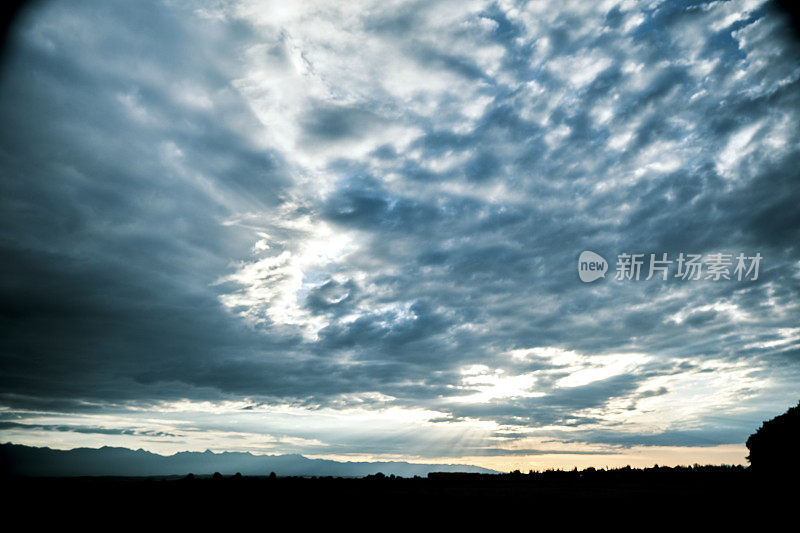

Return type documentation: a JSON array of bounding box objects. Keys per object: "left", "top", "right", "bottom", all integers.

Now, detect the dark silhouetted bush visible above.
[{"left": 746, "top": 400, "right": 800, "bottom": 473}]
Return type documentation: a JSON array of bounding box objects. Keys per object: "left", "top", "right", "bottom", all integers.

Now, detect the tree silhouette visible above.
[{"left": 746, "top": 400, "right": 800, "bottom": 473}]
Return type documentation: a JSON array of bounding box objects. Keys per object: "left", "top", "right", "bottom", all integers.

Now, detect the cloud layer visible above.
[{"left": 1, "top": 0, "right": 799, "bottom": 467}]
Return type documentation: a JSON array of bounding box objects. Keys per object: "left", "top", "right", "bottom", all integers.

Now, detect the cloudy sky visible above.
[{"left": 0, "top": 0, "right": 799, "bottom": 471}]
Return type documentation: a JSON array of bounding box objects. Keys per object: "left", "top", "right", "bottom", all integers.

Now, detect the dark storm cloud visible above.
[
  {"left": 300, "top": 101, "right": 389, "bottom": 145},
  {"left": 0, "top": 0, "right": 308, "bottom": 405},
  {"left": 443, "top": 373, "right": 650, "bottom": 427},
  {"left": 1, "top": 0, "right": 799, "bottom": 457},
  {"left": 0, "top": 421, "right": 179, "bottom": 438}
]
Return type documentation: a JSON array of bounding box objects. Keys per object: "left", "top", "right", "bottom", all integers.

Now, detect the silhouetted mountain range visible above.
[{"left": 0, "top": 443, "right": 498, "bottom": 477}]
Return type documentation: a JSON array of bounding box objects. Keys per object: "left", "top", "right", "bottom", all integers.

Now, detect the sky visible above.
[{"left": 0, "top": 0, "right": 799, "bottom": 472}]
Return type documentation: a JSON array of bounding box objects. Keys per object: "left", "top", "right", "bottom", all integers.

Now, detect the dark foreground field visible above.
[{"left": 3, "top": 466, "right": 795, "bottom": 521}]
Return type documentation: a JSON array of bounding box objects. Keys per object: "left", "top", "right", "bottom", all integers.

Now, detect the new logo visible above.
[{"left": 578, "top": 251, "right": 607, "bottom": 283}]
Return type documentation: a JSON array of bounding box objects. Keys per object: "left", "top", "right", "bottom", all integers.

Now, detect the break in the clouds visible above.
[{"left": 1, "top": 0, "right": 799, "bottom": 469}]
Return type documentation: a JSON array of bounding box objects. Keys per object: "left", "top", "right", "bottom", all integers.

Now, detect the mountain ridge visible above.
[{"left": 0, "top": 442, "right": 499, "bottom": 477}]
